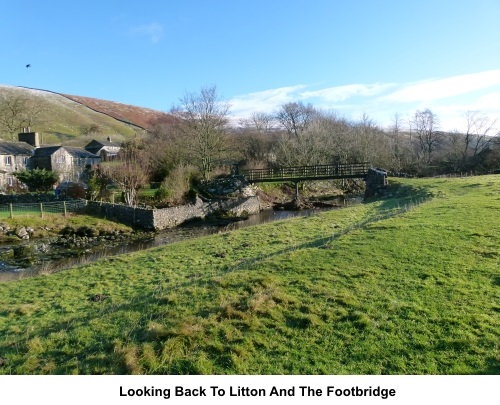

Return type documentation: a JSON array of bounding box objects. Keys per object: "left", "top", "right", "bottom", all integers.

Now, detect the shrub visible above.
[
  {"left": 154, "top": 186, "right": 172, "bottom": 202},
  {"left": 75, "top": 226, "right": 96, "bottom": 237},
  {"left": 14, "top": 169, "right": 58, "bottom": 194},
  {"left": 162, "top": 164, "right": 199, "bottom": 204},
  {"left": 60, "top": 226, "right": 75, "bottom": 236}
]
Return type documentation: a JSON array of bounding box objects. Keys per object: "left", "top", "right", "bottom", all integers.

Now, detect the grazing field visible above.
[{"left": 0, "top": 176, "right": 498, "bottom": 374}]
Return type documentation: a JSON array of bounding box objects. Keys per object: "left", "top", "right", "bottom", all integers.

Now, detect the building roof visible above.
[
  {"left": 97, "top": 139, "right": 121, "bottom": 147},
  {"left": 33, "top": 146, "right": 61, "bottom": 157},
  {"left": 34, "top": 146, "right": 100, "bottom": 159},
  {"left": 63, "top": 146, "right": 100, "bottom": 159},
  {"left": 85, "top": 139, "right": 122, "bottom": 154},
  {"left": 0, "top": 141, "right": 35, "bottom": 156}
]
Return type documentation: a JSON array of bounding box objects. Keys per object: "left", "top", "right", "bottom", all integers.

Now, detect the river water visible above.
[{"left": 0, "top": 197, "right": 358, "bottom": 281}]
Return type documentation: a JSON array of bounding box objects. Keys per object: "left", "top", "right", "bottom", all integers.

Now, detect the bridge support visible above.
[
  {"left": 364, "top": 168, "right": 388, "bottom": 199},
  {"left": 294, "top": 181, "right": 299, "bottom": 199}
]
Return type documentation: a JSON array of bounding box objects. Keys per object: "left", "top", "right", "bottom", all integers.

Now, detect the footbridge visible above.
[{"left": 238, "top": 162, "right": 370, "bottom": 183}]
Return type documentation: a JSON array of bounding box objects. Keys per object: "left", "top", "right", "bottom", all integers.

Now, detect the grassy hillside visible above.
[
  {"left": 0, "top": 175, "right": 498, "bottom": 374},
  {"left": 0, "top": 85, "right": 169, "bottom": 144}
]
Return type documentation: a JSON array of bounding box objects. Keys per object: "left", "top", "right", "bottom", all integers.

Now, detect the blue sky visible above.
[{"left": 2, "top": 0, "right": 500, "bottom": 131}]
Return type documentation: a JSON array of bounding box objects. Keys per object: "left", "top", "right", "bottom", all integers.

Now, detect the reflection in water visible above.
[{"left": 0, "top": 198, "right": 358, "bottom": 281}]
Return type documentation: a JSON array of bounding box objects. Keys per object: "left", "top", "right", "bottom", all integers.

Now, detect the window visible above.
[
  {"left": 23, "top": 157, "right": 28, "bottom": 165},
  {"left": 5, "top": 156, "right": 12, "bottom": 166},
  {"left": 7, "top": 177, "right": 13, "bottom": 186}
]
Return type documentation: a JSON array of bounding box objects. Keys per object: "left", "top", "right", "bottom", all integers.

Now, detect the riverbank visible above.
[
  {"left": 0, "top": 181, "right": 356, "bottom": 277},
  {"left": 255, "top": 180, "right": 352, "bottom": 209},
  {"left": 0, "top": 213, "right": 146, "bottom": 278},
  {"left": 0, "top": 213, "right": 134, "bottom": 243},
  {"left": 0, "top": 175, "right": 498, "bottom": 374},
  {"left": 0, "top": 200, "right": 354, "bottom": 281}
]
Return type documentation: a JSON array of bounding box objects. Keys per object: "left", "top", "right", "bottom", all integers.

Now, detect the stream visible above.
[{"left": 0, "top": 196, "right": 360, "bottom": 281}]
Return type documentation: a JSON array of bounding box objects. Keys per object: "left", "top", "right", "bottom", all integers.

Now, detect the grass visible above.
[
  {"left": 0, "top": 86, "right": 139, "bottom": 142},
  {"left": 0, "top": 175, "right": 498, "bottom": 374},
  {"left": 0, "top": 212, "right": 133, "bottom": 242},
  {"left": 138, "top": 186, "right": 157, "bottom": 198}
]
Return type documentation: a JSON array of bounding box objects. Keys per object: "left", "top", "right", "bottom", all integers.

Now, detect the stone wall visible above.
[
  {"left": 87, "top": 196, "right": 261, "bottom": 231},
  {"left": 152, "top": 196, "right": 260, "bottom": 229},
  {"left": 0, "top": 194, "right": 60, "bottom": 204},
  {"left": 364, "top": 168, "right": 388, "bottom": 199},
  {"left": 87, "top": 201, "right": 155, "bottom": 229}
]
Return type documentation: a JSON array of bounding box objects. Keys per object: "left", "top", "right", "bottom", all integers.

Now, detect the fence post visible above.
[
  {"left": 9, "top": 203, "right": 13, "bottom": 219},
  {"left": 63, "top": 201, "right": 67, "bottom": 217},
  {"left": 40, "top": 202, "right": 44, "bottom": 218}
]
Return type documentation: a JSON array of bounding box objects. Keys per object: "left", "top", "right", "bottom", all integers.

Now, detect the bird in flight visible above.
[{"left": 26, "top": 64, "right": 31, "bottom": 68}]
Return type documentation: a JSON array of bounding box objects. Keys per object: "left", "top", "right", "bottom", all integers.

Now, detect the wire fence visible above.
[{"left": 0, "top": 199, "right": 88, "bottom": 219}]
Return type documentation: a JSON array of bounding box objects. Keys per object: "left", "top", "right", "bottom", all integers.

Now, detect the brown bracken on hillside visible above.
[{"left": 62, "top": 94, "right": 174, "bottom": 130}]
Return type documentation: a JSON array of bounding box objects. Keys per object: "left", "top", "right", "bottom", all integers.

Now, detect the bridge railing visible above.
[{"left": 240, "top": 163, "right": 369, "bottom": 182}]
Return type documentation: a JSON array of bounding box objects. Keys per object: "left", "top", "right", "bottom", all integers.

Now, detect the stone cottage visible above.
[
  {"left": 0, "top": 129, "right": 102, "bottom": 188},
  {"left": 0, "top": 141, "right": 34, "bottom": 190},
  {"left": 30, "top": 146, "right": 100, "bottom": 183}
]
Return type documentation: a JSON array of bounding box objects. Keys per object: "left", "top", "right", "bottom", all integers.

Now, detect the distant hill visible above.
[{"left": 0, "top": 84, "right": 172, "bottom": 145}]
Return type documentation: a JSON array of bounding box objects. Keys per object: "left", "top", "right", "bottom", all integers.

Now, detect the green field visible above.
[{"left": 0, "top": 176, "right": 498, "bottom": 374}]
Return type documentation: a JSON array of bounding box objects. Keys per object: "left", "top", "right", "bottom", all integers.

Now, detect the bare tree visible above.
[
  {"left": 237, "top": 112, "right": 279, "bottom": 166},
  {"left": 386, "top": 113, "right": 414, "bottom": 172},
  {"left": 411, "top": 109, "right": 441, "bottom": 166},
  {"left": 144, "top": 114, "right": 187, "bottom": 181},
  {"left": 0, "top": 93, "right": 45, "bottom": 139},
  {"left": 463, "top": 111, "right": 498, "bottom": 161},
  {"left": 275, "top": 102, "right": 317, "bottom": 138},
  {"left": 351, "top": 113, "right": 379, "bottom": 163},
  {"left": 100, "top": 141, "right": 150, "bottom": 206},
  {"left": 309, "top": 111, "right": 354, "bottom": 163},
  {"left": 175, "top": 85, "right": 231, "bottom": 179},
  {"left": 239, "top": 111, "right": 276, "bottom": 133},
  {"left": 442, "top": 130, "right": 467, "bottom": 172},
  {"left": 274, "top": 130, "right": 322, "bottom": 166},
  {"left": 271, "top": 102, "right": 322, "bottom": 166}
]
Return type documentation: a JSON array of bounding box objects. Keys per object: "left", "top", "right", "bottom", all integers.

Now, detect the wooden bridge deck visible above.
[{"left": 239, "top": 163, "right": 369, "bottom": 183}]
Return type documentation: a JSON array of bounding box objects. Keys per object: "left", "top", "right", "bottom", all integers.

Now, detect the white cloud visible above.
[
  {"left": 473, "top": 92, "right": 500, "bottom": 112},
  {"left": 131, "top": 22, "right": 164, "bottom": 43},
  {"left": 301, "top": 83, "right": 395, "bottom": 102},
  {"left": 381, "top": 70, "right": 500, "bottom": 103},
  {"left": 230, "top": 85, "right": 305, "bottom": 117},
  {"left": 229, "top": 70, "right": 500, "bottom": 131}
]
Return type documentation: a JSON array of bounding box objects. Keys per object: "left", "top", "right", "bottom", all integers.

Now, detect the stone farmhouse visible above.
[
  {"left": 30, "top": 145, "right": 100, "bottom": 183},
  {"left": 84, "top": 137, "right": 121, "bottom": 161},
  {"left": 0, "top": 129, "right": 121, "bottom": 191}
]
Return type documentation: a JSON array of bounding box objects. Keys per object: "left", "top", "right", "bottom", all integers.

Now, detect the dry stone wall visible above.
[
  {"left": 87, "top": 201, "right": 154, "bottom": 229},
  {"left": 87, "top": 196, "right": 261, "bottom": 231}
]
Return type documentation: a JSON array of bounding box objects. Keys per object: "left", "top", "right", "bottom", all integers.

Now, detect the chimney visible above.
[{"left": 18, "top": 131, "right": 40, "bottom": 148}]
